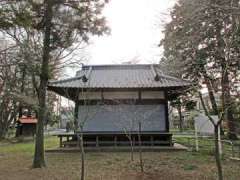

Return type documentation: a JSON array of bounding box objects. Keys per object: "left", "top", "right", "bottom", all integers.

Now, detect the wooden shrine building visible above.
[
  {"left": 16, "top": 116, "right": 37, "bottom": 137},
  {"left": 48, "top": 64, "right": 190, "bottom": 147}
]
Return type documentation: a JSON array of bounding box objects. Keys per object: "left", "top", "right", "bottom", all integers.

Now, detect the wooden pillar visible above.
[
  {"left": 59, "top": 136, "right": 63, "bottom": 148},
  {"left": 238, "top": 145, "right": 240, "bottom": 158},
  {"left": 150, "top": 136, "right": 154, "bottom": 146},
  {"left": 164, "top": 91, "right": 170, "bottom": 132},
  {"left": 114, "top": 136, "right": 117, "bottom": 147},
  {"left": 133, "top": 136, "right": 135, "bottom": 146},
  {"left": 96, "top": 136, "right": 99, "bottom": 147},
  {"left": 74, "top": 101, "right": 79, "bottom": 131}
]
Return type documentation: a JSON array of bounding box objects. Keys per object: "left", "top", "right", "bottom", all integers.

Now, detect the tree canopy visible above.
[
  {"left": 161, "top": 0, "right": 240, "bottom": 139},
  {"left": 0, "top": 0, "right": 110, "bottom": 168}
]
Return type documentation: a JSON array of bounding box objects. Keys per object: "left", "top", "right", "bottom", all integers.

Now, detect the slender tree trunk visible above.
[
  {"left": 19, "top": 67, "right": 26, "bottom": 118},
  {"left": 204, "top": 76, "right": 224, "bottom": 135},
  {"left": 204, "top": 77, "right": 218, "bottom": 115},
  {"left": 214, "top": 125, "right": 223, "bottom": 180},
  {"left": 177, "top": 104, "right": 183, "bottom": 132},
  {"left": 16, "top": 68, "right": 26, "bottom": 137},
  {"left": 0, "top": 105, "right": 15, "bottom": 139},
  {"left": 78, "top": 129, "right": 85, "bottom": 180},
  {"left": 138, "top": 122, "right": 144, "bottom": 173},
  {"left": 33, "top": 0, "right": 53, "bottom": 168},
  {"left": 74, "top": 101, "right": 79, "bottom": 132},
  {"left": 199, "top": 91, "right": 224, "bottom": 180},
  {"left": 128, "top": 135, "right": 134, "bottom": 161}
]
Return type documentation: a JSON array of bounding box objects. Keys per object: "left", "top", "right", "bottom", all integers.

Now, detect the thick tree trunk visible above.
[
  {"left": 0, "top": 123, "right": 7, "bottom": 139},
  {"left": 212, "top": 0, "right": 238, "bottom": 140},
  {"left": 214, "top": 126, "right": 223, "bottom": 180},
  {"left": 221, "top": 0, "right": 238, "bottom": 139},
  {"left": 33, "top": 0, "right": 53, "bottom": 168},
  {"left": 221, "top": 65, "right": 238, "bottom": 140}
]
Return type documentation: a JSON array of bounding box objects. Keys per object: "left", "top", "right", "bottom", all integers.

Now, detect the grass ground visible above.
[{"left": 0, "top": 136, "right": 240, "bottom": 180}]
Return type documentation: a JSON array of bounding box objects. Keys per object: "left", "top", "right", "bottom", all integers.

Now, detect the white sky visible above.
[
  {"left": 85, "top": 0, "right": 176, "bottom": 65},
  {"left": 61, "top": 0, "right": 176, "bottom": 105}
]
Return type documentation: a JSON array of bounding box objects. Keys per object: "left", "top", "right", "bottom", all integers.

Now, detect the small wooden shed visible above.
[{"left": 16, "top": 116, "right": 37, "bottom": 137}]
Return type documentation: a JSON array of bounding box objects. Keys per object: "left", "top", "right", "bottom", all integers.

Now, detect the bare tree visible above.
[
  {"left": 61, "top": 75, "right": 99, "bottom": 180},
  {"left": 0, "top": 0, "right": 109, "bottom": 168},
  {"left": 77, "top": 86, "right": 100, "bottom": 180},
  {"left": 199, "top": 91, "right": 224, "bottom": 180},
  {"left": 109, "top": 101, "right": 159, "bottom": 172},
  {"left": 0, "top": 44, "right": 22, "bottom": 138},
  {"left": 107, "top": 100, "right": 137, "bottom": 161}
]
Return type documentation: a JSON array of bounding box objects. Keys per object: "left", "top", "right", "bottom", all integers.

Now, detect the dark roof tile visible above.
[{"left": 48, "top": 64, "right": 191, "bottom": 89}]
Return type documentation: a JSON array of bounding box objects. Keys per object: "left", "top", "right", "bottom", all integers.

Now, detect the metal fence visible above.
[{"left": 174, "top": 136, "right": 240, "bottom": 160}]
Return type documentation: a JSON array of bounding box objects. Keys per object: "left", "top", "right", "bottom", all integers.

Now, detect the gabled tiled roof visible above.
[
  {"left": 48, "top": 64, "right": 191, "bottom": 89},
  {"left": 19, "top": 117, "right": 37, "bottom": 124}
]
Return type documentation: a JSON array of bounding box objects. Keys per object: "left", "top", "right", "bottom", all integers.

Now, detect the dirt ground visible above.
[
  {"left": 0, "top": 137, "right": 240, "bottom": 180},
  {"left": 0, "top": 151, "right": 240, "bottom": 180}
]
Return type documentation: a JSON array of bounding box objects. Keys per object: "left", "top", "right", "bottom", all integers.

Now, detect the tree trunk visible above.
[
  {"left": 74, "top": 101, "right": 79, "bottom": 132},
  {"left": 19, "top": 67, "right": 26, "bottom": 118},
  {"left": 138, "top": 122, "right": 144, "bottom": 173},
  {"left": 16, "top": 68, "right": 26, "bottom": 137},
  {"left": 204, "top": 76, "right": 224, "bottom": 135},
  {"left": 0, "top": 103, "right": 16, "bottom": 139},
  {"left": 211, "top": 0, "right": 238, "bottom": 140},
  {"left": 78, "top": 129, "right": 85, "bottom": 180},
  {"left": 204, "top": 76, "right": 218, "bottom": 116},
  {"left": 129, "top": 135, "right": 134, "bottom": 161},
  {"left": 199, "top": 90, "right": 224, "bottom": 180},
  {"left": 33, "top": 0, "right": 53, "bottom": 168},
  {"left": 214, "top": 125, "right": 223, "bottom": 180},
  {"left": 0, "top": 123, "right": 7, "bottom": 139},
  {"left": 221, "top": 65, "right": 238, "bottom": 140},
  {"left": 177, "top": 104, "right": 183, "bottom": 132}
]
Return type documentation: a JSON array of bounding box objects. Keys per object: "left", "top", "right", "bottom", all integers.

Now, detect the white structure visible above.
[{"left": 194, "top": 113, "right": 218, "bottom": 135}]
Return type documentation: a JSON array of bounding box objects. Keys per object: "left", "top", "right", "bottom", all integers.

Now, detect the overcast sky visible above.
[{"left": 84, "top": 0, "right": 176, "bottom": 65}]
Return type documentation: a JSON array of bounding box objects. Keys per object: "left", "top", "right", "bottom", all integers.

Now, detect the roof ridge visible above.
[
  {"left": 83, "top": 63, "right": 158, "bottom": 66},
  {"left": 48, "top": 75, "right": 84, "bottom": 84},
  {"left": 150, "top": 64, "right": 161, "bottom": 82},
  {"left": 48, "top": 64, "right": 191, "bottom": 89},
  {"left": 82, "top": 64, "right": 158, "bottom": 69},
  {"left": 154, "top": 66, "right": 186, "bottom": 82}
]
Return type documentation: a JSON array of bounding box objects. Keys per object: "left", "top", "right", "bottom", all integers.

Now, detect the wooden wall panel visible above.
[
  {"left": 103, "top": 91, "right": 138, "bottom": 99},
  {"left": 79, "top": 91, "right": 102, "bottom": 100},
  {"left": 141, "top": 91, "right": 165, "bottom": 99}
]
